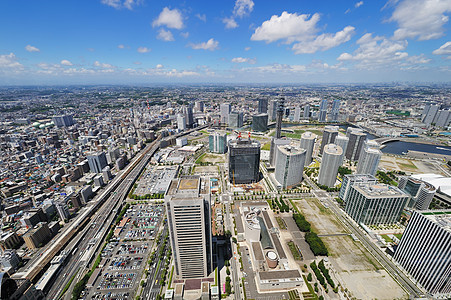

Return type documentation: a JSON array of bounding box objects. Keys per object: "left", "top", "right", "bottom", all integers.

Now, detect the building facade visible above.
[
  {"left": 345, "top": 128, "right": 366, "bottom": 161},
  {"left": 220, "top": 103, "right": 231, "bottom": 124},
  {"left": 356, "top": 140, "right": 382, "bottom": 176},
  {"left": 318, "top": 144, "right": 343, "bottom": 187},
  {"left": 228, "top": 112, "right": 244, "bottom": 128},
  {"left": 87, "top": 152, "right": 108, "bottom": 174},
  {"left": 252, "top": 114, "right": 268, "bottom": 132},
  {"left": 299, "top": 131, "right": 316, "bottom": 166},
  {"left": 228, "top": 138, "right": 261, "bottom": 184},
  {"left": 320, "top": 126, "right": 338, "bottom": 154},
  {"left": 209, "top": 132, "right": 227, "bottom": 154},
  {"left": 339, "top": 174, "right": 378, "bottom": 202},
  {"left": 275, "top": 145, "right": 306, "bottom": 189}
]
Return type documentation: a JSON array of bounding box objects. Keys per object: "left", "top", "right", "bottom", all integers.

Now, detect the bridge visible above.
[{"left": 374, "top": 137, "right": 401, "bottom": 144}]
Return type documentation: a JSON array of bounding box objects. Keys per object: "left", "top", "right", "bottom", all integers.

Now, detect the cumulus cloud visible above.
[
  {"left": 233, "top": 0, "right": 254, "bottom": 18},
  {"left": 391, "top": 0, "right": 451, "bottom": 40},
  {"left": 196, "top": 14, "right": 206, "bottom": 22},
  {"left": 157, "top": 29, "right": 175, "bottom": 41},
  {"left": 251, "top": 12, "right": 320, "bottom": 43},
  {"left": 292, "top": 26, "right": 355, "bottom": 54},
  {"left": 433, "top": 41, "right": 451, "bottom": 58},
  {"left": 231, "top": 57, "right": 256, "bottom": 64},
  {"left": 118, "top": 44, "right": 126, "bottom": 49},
  {"left": 189, "top": 38, "right": 219, "bottom": 51},
  {"left": 152, "top": 7, "right": 184, "bottom": 29},
  {"left": 244, "top": 47, "right": 251, "bottom": 51},
  {"left": 60, "top": 60, "right": 73, "bottom": 66},
  {"left": 137, "top": 47, "right": 151, "bottom": 53},
  {"left": 355, "top": 1, "right": 364, "bottom": 8},
  {"left": 0, "top": 53, "right": 23, "bottom": 70},
  {"left": 25, "top": 45, "right": 40, "bottom": 52},
  {"left": 223, "top": 17, "right": 238, "bottom": 29},
  {"left": 101, "top": 0, "right": 141, "bottom": 10},
  {"left": 94, "top": 61, "right": 114, "bottom": 68},
  {"left": 156, "top": 64, "right": 164, "bottom": 69}
]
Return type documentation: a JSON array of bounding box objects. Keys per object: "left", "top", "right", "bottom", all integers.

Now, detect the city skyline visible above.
[{"left": 0, "top": 0, "right": 451, "bottom": 84}]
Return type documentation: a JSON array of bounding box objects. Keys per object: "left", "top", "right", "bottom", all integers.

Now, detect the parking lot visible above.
[{"left": 97, "top": 272, "right": 137, "bottom": 290}]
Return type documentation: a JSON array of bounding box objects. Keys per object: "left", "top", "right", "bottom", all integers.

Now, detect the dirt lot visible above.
[
  {"left": 293, "top": 198, "right": 408, "bottom": 300},
  {"left": 197, "top": 153, "right": 226, "bottom": 163},
  {"left": 379, "top": 155, "right": 445, "bottom": 175}
]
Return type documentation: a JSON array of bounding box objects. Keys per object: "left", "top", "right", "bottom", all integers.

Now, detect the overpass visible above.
[{"left": 374, "top": 137, "right": 401, "bottom": 144}]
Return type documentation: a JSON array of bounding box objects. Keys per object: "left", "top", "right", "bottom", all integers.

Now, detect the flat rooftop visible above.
[
  {"left": 259, "top": 270, "right": 301, "bottom": 280},
  {"left": 355, "top": 183, "right": 407, "bottom": 198},
  {"left": 421, "top": 210, "right": 451, "bottom": 232},
  {"left": 179, "top": 178, "right": 199, "bottom": 190}
]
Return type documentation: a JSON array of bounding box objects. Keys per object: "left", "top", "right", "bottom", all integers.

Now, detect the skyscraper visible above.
[
  {"left": 318, "top": 99, "right": 327, "bottom": 122},
  {"left": 209, "top": 132, "right": 227, "bottom": 154},
  {"left": 345, "top": 183, "right": 409, "bottom": 225},
  {"left": 165, "top": 176, "right": 212, "bottom": 279},
  {"left": 339, "top": 174, "right": 378, "bottom": 203},
  {"left": 195, "top": 101, "right": 204, "bottom": 112},
  {"left": 394, "top": 210, "right": 451, "bottom": 297},
  {"left": 52, "top": 114, "right": 75, "bottom": 127},
  {"left": 252, "top": 113, "right": 268, "bottom": 132},
  {"left": 320, "top": 126, "right": 339, "bottom": 154},
  {"left": 422, "top": 104, "right": 440, "bottom": 125},
  {"left": 330, "top": 99, "right": 340, "bottom": 122},
  {"left": 268, "top": 100, "right": 277, "bottom": 121},
  {"left": 275, "top": 99, "right": 284, "bottom": 138},
  {"left": 220, "top": 103, "right": 231, "bottom": 124},
  {"left": 435, "top": 109, "right": 451, "bottom": 127},
  {"left": 300, "top": 131, "right": 316, "bottom": 166},
  {"left": 303, "top": 104, "right": 310, "bottom": 119},
  {"left": 184, "top": 104, "right": 194, "bottom": 128},
  {"left": 275, "top": 145, "right": 306, "bottom": 189},
  {"left": 334, "top": 135, "right": 349, "bottom": 163},
  {"left": 269, "top": 137, "right": 291, "bottom": 166},
  {"left": 258, "top": 99, "right": 268, "bottom": 114},
  {"left": 228, "top": 111, "right": 244, "bottom": 128},
  {"left": 177, "top": 114, "right": 186, "bottom": 131},
  {"left": 345, "top": 128, "right": 366, "bottom": 161},
  {"left": 318, "top": 144, "right": 343, "bottom": 187},
  {"left": 356, "top": 140, "right": 382, "bottom": 176},
  {"left": 229, "top": 138, "right": 261, "bottom": 184},
  {"left": 293, "top": 106, "right": 301, "bottom": 122},
  {"left": 399, "top": 176, "right": 436, "bottom": 210},
  {"left": 87, "top": 152, "right": 108, "bottom": 173}
]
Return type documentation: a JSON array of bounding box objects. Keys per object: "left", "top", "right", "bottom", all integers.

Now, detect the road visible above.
[{"left": 302, "top": 175, "right": 424, "bottom": 298}]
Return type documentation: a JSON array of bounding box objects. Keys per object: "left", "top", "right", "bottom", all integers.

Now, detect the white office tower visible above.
[
  {"left": 330, "top": 99, "right": 340, "bottom": 121},
  {"left": 345, "top": 183, "right": 409, "bottom": 225},
  {"left": 166, "top": 176, "right": 212, "bottom": 279},
  {"left": 334, "top": 135, "right": 349, "bottom": 164},
  {"left": 177, "top": 114, "right": 186, "bottom": 131},
  {"left": 394, "top": 210, "right": 451, "bottom": 297},
  {"left": 356, "top": 140, "right": 382, "bottom": 176},
  {"left": 293, "top": 106, "right": 301, "bottom": 122},
  {"left": 318, "top": 144, "right": 343, "bottom": 187},
  {"left": 220, "top": 103, "right": 231, "bottom": 124},
  {"left": 268, "top": 100, "right": 278, "bottom": 121},
  {"left": 339, "top": 174, "right": 377, "bottom": 203},
  {"left": 320, "top": 125, "right": 339, "bottom": 154},
  {"left": 195, "top": 101, "right": 204, "bottom": 112},
  {"left": 300, "top": 131, "right": 316, "bottom": 166},
  {"left": 318, "top": 99, "right": 328, "bottom": 122},
  {"left": 303, "top": 104, "right": 310, "bottom": 119},
  {"left": 422, "top": 104, "right": 440, "bottom": 125},
  {"left": 275, "top": 145, "right": 306, "bottom": 189},
  {"left": 399, "top": 176, "right": 436, "bottom": 210},
  {"left": 269, "top": 137, "right": 291, "bottom": 166},
  {"left": 435, "top": 110, "right": 451, "bottom": 127}
]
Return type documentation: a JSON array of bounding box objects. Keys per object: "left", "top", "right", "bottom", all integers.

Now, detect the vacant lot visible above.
[
  {"left": 293, "top": 198, "right": 407, "bottom": 300},
  {"left": 379, "top": 155, "right": 444, "bottom": 174},
  {"left": 196, "top": 153, "right": 226, "bottom": 164}
]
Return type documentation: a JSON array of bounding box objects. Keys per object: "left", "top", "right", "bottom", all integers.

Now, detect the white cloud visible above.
[
  {"left": 181, "top": 32, "right": 190, "bottom": 38},
  {"left": 251, "top": 12, "right": 320, "bottom": 43},
  {"left": 156, "top": 64, "right": 164, "bottom": 69},
  {"left": 118, "top": 44, "right": 125, "bottom": 49},
  {"left": 233, "top": 0, "right": 254, "bottom": 18},
  {"left": 152, "top": 7, "right": 183, "bottom": 30},
  {"left": 60, "top": 59, "right": 73, "bottom": 66},
  {"left": 433, "top": 41, "right": 451, "bottom": 59},
  {"left": 245, "top": 47, "right": 251, "bottom": 51},
  {"left": 94, "top": 61, "right": 114, "bottom": 68},
  {"left": 0, "top": 53, "right": 23, "bottom": 70},
  {"left": 157, "top": 29, "right": 175, "bottom": 41},
  {"left": 231, "top": 57, "right": 256, "bottom": 64},
  {"left": 355, "top": 1, "right": 364, "bottom": 8},
  {"left": 292, "top": 26, "right": 355, "bottom": 54},
  {"left": 189, "top": 38, "right": 219, "bottom": 51},
  {"left": 223, "top": 17, "right": 238, "bottom": 29},
  {"left": 25, "top": 45, "right": 40, "bottom": 52},
  {"left": 195, "top": 14, "right": 206, "bottom": 22},
  {"left": 137, "top": 47, "right": 151, "bottom": 53},
  {"left": 391, "top": 0, "right": 451, "bottom": 40},
  {"left": 101, "top": 0, "right": 140, "bottom": 10}
]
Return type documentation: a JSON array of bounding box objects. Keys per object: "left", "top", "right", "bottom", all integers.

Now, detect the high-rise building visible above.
[
  {"left": 421, "top": 103, "right": 432, "bottom": 121},
  {"left": 422, "top": 104, "right": 440, "bottom": 125},
  {"left": 339, "top": 174, "right": 377, "bottom": 202},
  {"left": 356, "top": 140, "right": 382, "bottom": 176},
  {"left": 318, "top": 99, "right": 328, "bottom": 122},
  {"left": 268, "top": 100, "right": 277, "bottom": 121},
  {"left": 252, "top": 114, "right": 268, "bottom": 132},
  {"left": 165, "top": 176, "right": 212, "bottom": 279},
  {"left": 394, "top": 211, "right": 451, "bottom": 297},
  {"left": 52, "top": 114, "right": 75, "bottom": 127},
  {"left": 228, "top": 111, "right": 244, "bottom": 128},
  {"left": 220, "top": 103, "right": 231, "bottom": 124},
  {"left": 318, "top": 144, "right": 342, "bottom": 187},
  {"left": 275, "top": 145, "right": 306, "bottom": 189},
  {"left": 300, "top": 131, "right": 316, "bottom": 166},
  {"left": 334, "top": 135, "right": 349, "bottom": 163},
  {"left": 303, "top": 104, "right": 310, "bottom": 119},
  {"left": 320, "top": 126, "right": 339, "bottom": 154},
  {"left": 55, "top": 202, "right": 70, "bottom": 221},
  {"left": 229, "top": 138, "right": 261, "bottom": 184},
  {"left": 293, "top": 106, "right": 301, "bottom": 122},
  {"left": 345, "top": 128, "right": 366, "bottom": 161},
  {"left": 330, "top": 99, "right": 340, "bottom": 122},
  {"left": 435, "top": 109, "right": 451, "bottom": 127},
  {"left": 269, "top": 137, "right": 291, "bottom": 166},
  {"left": 184, "top": 104, "right": 194, "bottom": 128},
  {"left": 258, "top": 99, "right": 268, "bottom": 114},
  {"left": 209, "top": 132, "right": 227, "bottom": 154},
  {"left": 177, "top": 114, "right": 186, "bottom": 131},
  {"left": 195, "top": 101, "right": 204, "bottom": 112},
  {"left": 275, "top": 99, "right": 284, "bottom": 139},
  {"left": 399, "top": 176, "right": 436, "bottom": 210},
  {"left": 87, "top": 152, "right": 108, "bottom": 173},
  {"left": 345, "top": 183, "right": 409, "bottom": 225}
]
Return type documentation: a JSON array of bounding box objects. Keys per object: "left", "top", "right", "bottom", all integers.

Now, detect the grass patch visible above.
[
  {"left": 394, "top": 233, "right": 403, "bottom": 240},
  {"left": 302, "top": 275, "right": 318, "bottom": 300},
  {"left": 195, "top": 153, "right": 206, "bottom": 164},
  {"left": 275, "top": 216, "right": 287, "bottom": 230},
  {"left": 168, "top": 265, "right": 174, "bottom": 289},
  {"left": 309, "top": 129, "right": 323, "bottom": 136},
  {"left": 261, "top": 142, "right": 271, "bottom": 151},
  {"left": 381, "top": 234, "right": 393, "bottom": 243},
  {"left": 287, "top": 241, "right": 302, "bottom": 260},
  {"left": 58, "top": 273, "right": 77, "bottom": 299},
  {"left": 399, "top": 162, "right": 418, "bottom": 170}
]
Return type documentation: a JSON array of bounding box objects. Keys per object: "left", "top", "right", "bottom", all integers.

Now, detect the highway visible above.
[{"left": 302, "top": 175, "right": 424, "bottom": 298}]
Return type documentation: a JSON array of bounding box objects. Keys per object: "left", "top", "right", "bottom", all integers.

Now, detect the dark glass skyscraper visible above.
[{"left": 228, "top": 138, "right": 261, "bottom": 184}]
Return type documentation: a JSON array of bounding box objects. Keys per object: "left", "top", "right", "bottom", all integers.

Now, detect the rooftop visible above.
[
  {"left": 420, "top": 210, "right": 451, "bottom": 233},
  {"left": 179, "top": 178, "right": 200, "bottom": 190},
  {"left": 355, "top": 183, "right": 407, "bottom": 198}
]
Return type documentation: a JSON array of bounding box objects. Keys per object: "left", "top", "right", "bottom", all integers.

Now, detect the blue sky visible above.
[{"left": 0, "top": 0, "right": 450, "bottom": 84}]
